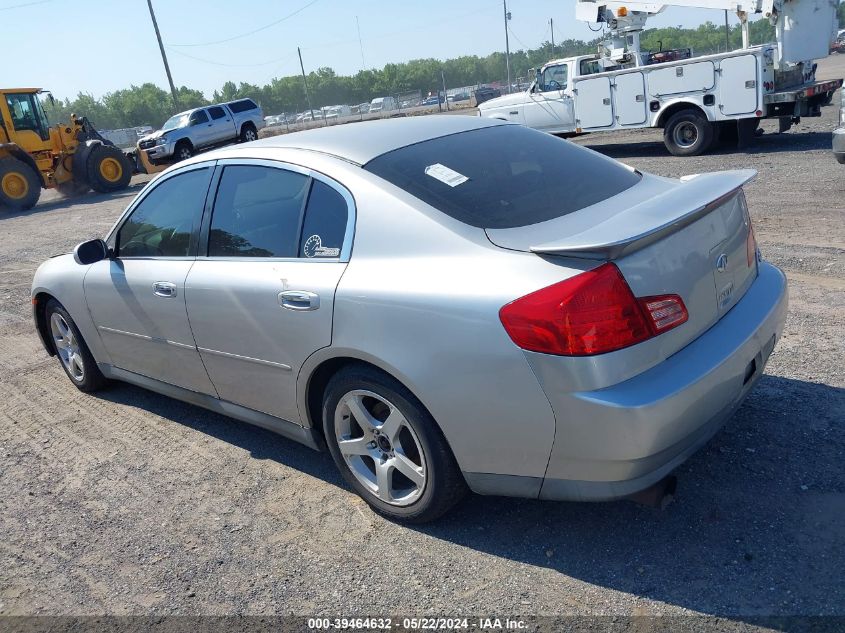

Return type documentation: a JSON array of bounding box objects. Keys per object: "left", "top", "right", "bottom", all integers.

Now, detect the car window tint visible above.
[
  {"left": 117, "top": 168, "right": 210, "bottom": 257},
  {"left": 208, "top": 165, "right": 309, "bottom": 258},
  {"left": 364, "top": 125, "right": 641, "bottom": 229},
  {"left": 190, "top": 110, "right": 209, "bottom": 124},
  {"left": 299, "top": 180, "right": 348, "bottom": 259},
  {"left": 208, "top": 106, "right": 226, "bottom": 120}
]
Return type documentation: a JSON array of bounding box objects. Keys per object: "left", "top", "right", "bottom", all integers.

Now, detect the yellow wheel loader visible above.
[{"left": 0, "top": 88, "right": 133, "bottom": 211}]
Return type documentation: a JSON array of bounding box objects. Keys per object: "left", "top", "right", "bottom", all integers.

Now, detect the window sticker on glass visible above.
[
  {"left": 303, "top": 234, "right": 340, "bottom": 258},
  {"left": 424, "top": 163, "right": 468, "bottom": 187}
]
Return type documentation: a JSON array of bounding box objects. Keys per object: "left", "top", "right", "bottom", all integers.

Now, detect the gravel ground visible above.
[{"left": 0, "top": 56, "right": 843, "bottom": 630}]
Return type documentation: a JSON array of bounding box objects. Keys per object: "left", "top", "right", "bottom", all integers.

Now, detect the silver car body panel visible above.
[{"left": 32, "top": 117, "right": 789, "bottom": 501}]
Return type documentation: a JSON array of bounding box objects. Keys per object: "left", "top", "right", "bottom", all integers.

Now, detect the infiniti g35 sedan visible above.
[{"left": 32, "top": 116, "right": 788, "bottom": 522}]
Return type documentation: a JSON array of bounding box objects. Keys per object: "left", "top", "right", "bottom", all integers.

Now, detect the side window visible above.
[
  {"left": 208, "top": 165, "right": 309, "bottom": 258},
  {"left": 190, "top": 110, "right": 209, "bottom": 125},
  {"left": 117, "top": 168, "right": 210, "bottom": 258},
  {"left": 208, "top": 106, "right": 226, "bottom": 120},
  {"left": 299, "top": 180, "right": 349, "bottom": 259},
  {"left": 540, "top": 64, "right": 568, "bottom": 92}
]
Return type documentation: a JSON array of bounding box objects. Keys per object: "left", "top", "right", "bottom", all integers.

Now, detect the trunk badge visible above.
[{"left": 716, "top": 253, "right": 729, "bottom": 273}]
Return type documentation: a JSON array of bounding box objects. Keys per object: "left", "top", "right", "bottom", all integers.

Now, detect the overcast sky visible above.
[{"left": 4, "top": 0, "right": 747, "bottom": 100}]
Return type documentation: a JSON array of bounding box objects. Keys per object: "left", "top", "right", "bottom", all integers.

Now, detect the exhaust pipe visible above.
[{"left": 627, "top": 475, "right": 677, "bottom": 509}]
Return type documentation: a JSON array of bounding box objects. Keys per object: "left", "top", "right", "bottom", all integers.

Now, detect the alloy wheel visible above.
[
  {"left": 334, "top": 389, "right": 426, "bottom": 506},
  {"left": 50, "top": 312, "right": 84, "bottom": 381}
]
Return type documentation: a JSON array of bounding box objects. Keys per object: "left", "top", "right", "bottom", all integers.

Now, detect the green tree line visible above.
[{"left": 42, "top": 17, "right": 807, "bottom": 131}]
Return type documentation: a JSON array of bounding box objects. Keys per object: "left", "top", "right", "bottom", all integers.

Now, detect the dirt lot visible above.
[{"left": 1, "top": 56, "right": 843, "bottom": 628}]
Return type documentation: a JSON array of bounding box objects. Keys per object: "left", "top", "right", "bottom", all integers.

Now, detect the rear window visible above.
[
  {"left": 364, "top": 125, "right": 641, "bottom": 229},
  {"left": 228, "top": 99, "right": 257, "bottom": 113}
]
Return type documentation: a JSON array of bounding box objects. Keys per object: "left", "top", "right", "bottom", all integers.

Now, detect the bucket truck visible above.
[{"left": 478, "top": 0, "right": 842, "bottom": 155}]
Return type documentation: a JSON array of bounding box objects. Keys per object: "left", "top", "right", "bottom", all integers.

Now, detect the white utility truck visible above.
[{"left": 478, "top": 0, "right": 842, "bottom": 155}]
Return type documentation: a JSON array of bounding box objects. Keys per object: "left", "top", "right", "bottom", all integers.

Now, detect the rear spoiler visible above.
[{"left": 529, "top": 170, "right": 756, "bottom": 260}]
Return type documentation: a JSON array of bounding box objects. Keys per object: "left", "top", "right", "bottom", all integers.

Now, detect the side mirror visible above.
[{"left": 73, "top": 239, "right": 109, "bottom": 265}]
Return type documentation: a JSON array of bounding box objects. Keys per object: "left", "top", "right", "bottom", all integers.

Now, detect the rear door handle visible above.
[
  {"left": 152, "top": 281, "right": 177, "bottom": 297},
  {"left": 279, "top": 290, "right": 320, "bottom": 311}
]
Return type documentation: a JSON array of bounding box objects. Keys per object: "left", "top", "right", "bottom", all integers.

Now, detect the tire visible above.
[
  {"left": 0, "top": 157, "right": 41, "bottom": 211},
  {"left": 322, "top": 365, "right": 467, "bottom": 523},
  {"left": 86, "top": 144, "right": 132, "bottom": 193},
  {"left": 663, "top": 109, "right": 714, "bottom": 156},
  {"left": 45, "top": 299, "right": 107, "bottom": 392},
  {"left": 174, "top": 141, "right": 193, "bottom": 162},
  {"left": 239, "top": 124, "right": 258, "bottom": 143}
]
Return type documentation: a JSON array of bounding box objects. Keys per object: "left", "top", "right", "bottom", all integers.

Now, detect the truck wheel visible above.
[
  {"left": 86, "top": 145, "right": 132, "bottom": 193},
  {"left": 239, "top": 124, "right": 257, "bottom": 143},
  {"left": 663, "top": 109, "right": 714, "bottom": 156},
  {"left": 0, "top": 157, "right": 41, "bottom": 211},
  {"left": 175, "top": 141, "right": 193, "bottom": 161}
]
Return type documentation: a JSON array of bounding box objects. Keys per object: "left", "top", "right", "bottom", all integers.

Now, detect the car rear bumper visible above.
[{"left": 532, "top": 261, "right": 787, "bottom": 501}]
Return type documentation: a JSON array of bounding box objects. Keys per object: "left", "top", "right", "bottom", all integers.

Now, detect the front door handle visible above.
[
  {"left": 153, "top": 281, "right": 177, "bottom": 298},
  {"left": 279, "top": 290, "right": 320, "bottom": 311}
]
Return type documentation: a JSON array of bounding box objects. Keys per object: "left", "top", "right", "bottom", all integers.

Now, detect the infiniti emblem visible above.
[{"left": 716, "top": 253, "right": 728, "bottom": 272}]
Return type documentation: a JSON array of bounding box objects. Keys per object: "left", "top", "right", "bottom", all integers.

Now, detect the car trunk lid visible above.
[{"left": 486, "top": 170, "right": 759, "bottom": 359}]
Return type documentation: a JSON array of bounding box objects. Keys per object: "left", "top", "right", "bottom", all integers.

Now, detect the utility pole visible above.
[
  {"left": 356, "top": 16, "right": 366, "bottom": 71},
  {"left": 441, "top": 70, "right": 449, "bottom": 112},
  {"left": 503, "top": 0, "right": 512, "bottom": 93},
  {"left": 146, "top": 0, "right": 179, "bottom": 109},
  {"left": 724, "top": 10, "right": 730, "bottom": 51},
  {"left": 298, "top": 46, "right": 315, "bottom": 121},
  {"left": 550, "top": 18, "right": 555, "bottom": 56}
]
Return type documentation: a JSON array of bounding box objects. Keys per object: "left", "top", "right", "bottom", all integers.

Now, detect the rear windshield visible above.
[
  {"left": 228, "top": 99, "right": 257, "bottom": 113},
  {"left": 364, "top": 125, "right": 641, "bottom": 229}
]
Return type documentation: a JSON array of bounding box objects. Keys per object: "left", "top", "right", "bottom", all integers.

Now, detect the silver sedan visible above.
[{"left": 32, "top": 116, "right": 788, "bottom": 522}]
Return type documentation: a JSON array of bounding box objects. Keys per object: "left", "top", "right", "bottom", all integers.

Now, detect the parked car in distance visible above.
[
  {"left": 421, "top": 95, "right": 443, "bottom": 106},
  {"left": 369, "top": 96, "right": 398, "bottom": 113},
  {"left": 447, "top": 92, "right": 471, "bottom": 103},
  {"left": 473, "top": 86, "right": 502, "bottom": 106},
  {"left": 138, "top": 98, "right": 264, "bottom": 163},
  {"left": 834, "top": 91, "right": 844, "bottom": 164},
  {"left": 325, "top": 105, "right": 352, "bottom": 122},
  {"left": 33, "top": 116, "right": 787, "bottom": 522}
]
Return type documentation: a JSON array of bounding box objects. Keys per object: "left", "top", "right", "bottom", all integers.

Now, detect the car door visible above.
[
  {"left": 207, "top": 105, "right": 234, "bottom": 143},
  {"left": 523, "top": 63, "right": 575, "bottom": 131},
  {"left": 185, "top": 160, "right": 354, "bottom": 423},
  {"left": 188, "top": 109, "right": 214, "bottom": 148},
  {"left": 83, "top": 164, "right": 218, "bottom": 395}
]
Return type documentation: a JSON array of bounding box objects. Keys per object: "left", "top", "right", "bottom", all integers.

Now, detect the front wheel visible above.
[
  {"left": 45, "top": 299, "right": 107, "bottom": 392},
  {"left": 322, "top": 365, "right": 467, "bottom": 523},
  {"left": 86, "top": 144, "right": 132, "bottom": 193},
  {"left": 663, "top": 109, "right": 714, "bottom": 156}
]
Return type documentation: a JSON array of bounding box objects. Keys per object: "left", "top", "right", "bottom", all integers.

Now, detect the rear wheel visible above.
[
  {"left": 86, "top": 144, "right": 132, "bottom": 193},
  {"left": 0, "top": 157, "right": 41, "bottom": 211},
  {"left": 239, "top": 124, "right": 258, "bottom": 143},
  {"left": 322, "top": 365, "right": 467, "bottom": 523},
  {"left": 663, "top": 109, "right": 714, "bottom": 156},
  {"left": 45, "top": 299, "right": 107, "bottom": 392}
]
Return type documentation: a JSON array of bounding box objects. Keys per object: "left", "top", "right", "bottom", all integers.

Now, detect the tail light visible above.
[
  {"left": 746, "top": 221, "right": 757, "bottom": 267},
  {"left": 499, "top": 263, "right": 687, "bottom": 356}
]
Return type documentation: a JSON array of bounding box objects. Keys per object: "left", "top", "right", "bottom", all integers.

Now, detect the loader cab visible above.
[{"left": 2, "top": 89, "right": 52, "bottom": 144}]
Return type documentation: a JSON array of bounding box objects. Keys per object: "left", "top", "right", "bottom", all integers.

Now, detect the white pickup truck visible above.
[
  {"left": 138, "top": 98, "right": 265, "bottom": 164},
  {"left": 479, "top": 0, "right": 842, "bottom": 156}
]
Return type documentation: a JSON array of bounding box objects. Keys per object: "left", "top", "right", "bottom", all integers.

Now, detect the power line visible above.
[
  {"left": 0, "top": 0, "right": 51, "bottom": 10},
  {"left": 167, "top": 47, "right": 299, "bottom": 69},
  {"left": 169, "top": 0, "right": 321, "bottom": 47}
]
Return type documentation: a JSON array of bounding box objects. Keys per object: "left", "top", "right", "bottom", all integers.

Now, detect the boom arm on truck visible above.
[{"left": 575, "top": 0, "right": 839, "bottom": 69}]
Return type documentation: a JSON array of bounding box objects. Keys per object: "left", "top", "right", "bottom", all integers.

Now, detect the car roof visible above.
[{"left": 244, "top": 115, "right": 507, "bottom": 165}]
